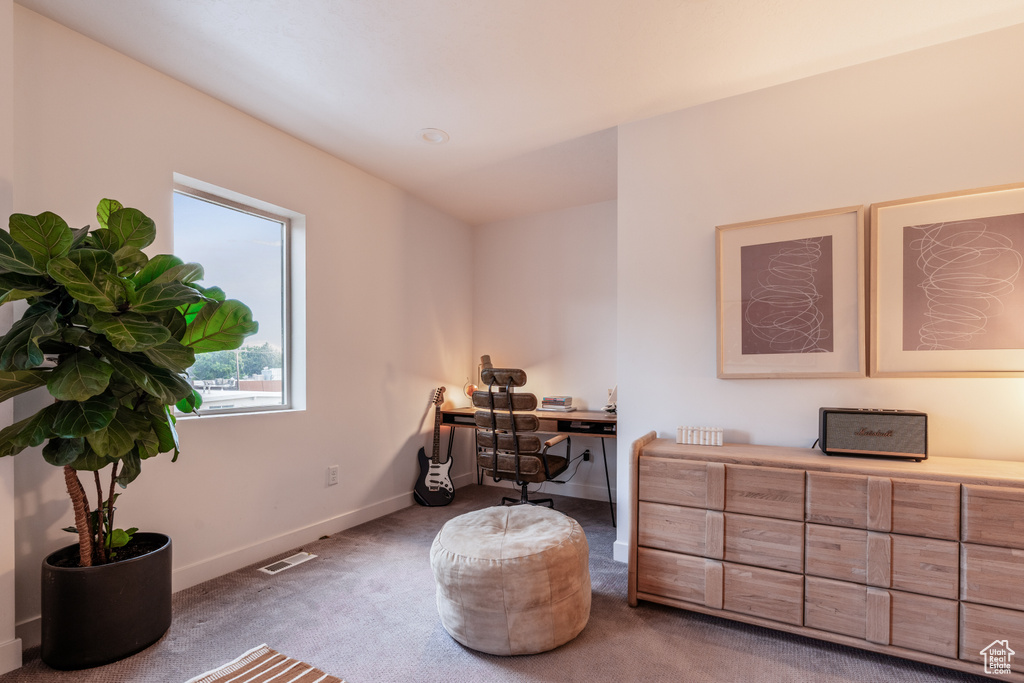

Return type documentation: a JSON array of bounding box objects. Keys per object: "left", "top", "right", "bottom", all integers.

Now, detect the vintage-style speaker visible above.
[{"left": 818, "top": 407, "right": 927, "bottom": 461}]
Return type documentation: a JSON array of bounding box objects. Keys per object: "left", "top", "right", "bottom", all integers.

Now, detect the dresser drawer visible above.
[
  {"left": 723, "top": 513, "right": 803, "bottom": 573},
  {"left": 637, "top": 501, "right": 716, "bottom": 557},
  {"left": 960, "top": 602, "right": 1024, "bottom": 673},
  {"left": 807, "top": 473, "right": 958, "bottom": 539},
  {"left": 805, "top": 525, "right": 957, "bottom": 599},
  {"left": 636, "top": 547, "right": 720, "bottom": 607},
  {"left": 723, "top": 563, "right": 804, "bottom": 626},
  {"left": 805, "top": 578, "right": 957, "bottom": 658},
  {"left": 962, "top": 543, "right": 1024, "bottom": 611},
  {"left": 963, "top": 484, "right": 1024, "bottom": 549},
  {"left": 725, "top": 465, "right": 804, "bottom": 521},
  {"left": 638, "top": 457, "right": 720, "bottom": 509},
  {"left": 889, "top": 589, "right": 959, "bottom": 659},
  {"left": 805, "top": 524, "right": 867, "bottom": 583}
]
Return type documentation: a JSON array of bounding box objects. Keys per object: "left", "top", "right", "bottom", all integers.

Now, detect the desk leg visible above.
[{"left": 601, "top": 438, "right": 615, "bottom": 527}]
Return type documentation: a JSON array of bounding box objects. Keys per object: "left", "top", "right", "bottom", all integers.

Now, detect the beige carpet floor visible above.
[{"left": 0, "top": 484, "right": 989, "bottom": 682}]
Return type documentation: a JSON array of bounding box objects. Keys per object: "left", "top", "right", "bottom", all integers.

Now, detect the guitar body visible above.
[
  {"left": 413, "top": 446, "right": 454, "bottom": 506},
  {"left": 414, "top": 386, "right": 454, "bottom": 506}
]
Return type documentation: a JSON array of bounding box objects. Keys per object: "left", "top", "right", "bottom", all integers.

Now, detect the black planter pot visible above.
[{"left": 40, "top": 532, "right": 172, "bottom": 670}]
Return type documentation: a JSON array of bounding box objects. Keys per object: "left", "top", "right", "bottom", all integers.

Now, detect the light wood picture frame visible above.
[
  {"left": 870, "top": 182, "right": 1024, "bottom": 377},
  {"left": 716, "top": 206, "right": 866, "bottom": 379}
]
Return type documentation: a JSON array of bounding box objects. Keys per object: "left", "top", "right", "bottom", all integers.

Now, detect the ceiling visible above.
[{"left": 16, "top": 0, "right": 1024, "bottom": 226}]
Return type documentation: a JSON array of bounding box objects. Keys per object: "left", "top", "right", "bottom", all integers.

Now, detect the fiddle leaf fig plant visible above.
[{"left": 0, "top": 199, "right": 257, "bottom": 566}]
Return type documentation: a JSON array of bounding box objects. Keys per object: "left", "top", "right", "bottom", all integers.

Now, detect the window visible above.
[{"left": 172, "top": 185, "right": 291, "bottom": 413}]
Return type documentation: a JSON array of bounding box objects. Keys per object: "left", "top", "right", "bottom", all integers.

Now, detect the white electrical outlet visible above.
[{"left": 327, "top": 465, "right": 339, "bottom": 486}]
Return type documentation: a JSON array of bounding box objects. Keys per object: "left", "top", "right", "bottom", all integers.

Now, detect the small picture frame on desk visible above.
[{"left": 716, "top": 205, "right": 866, "bottom": 378}]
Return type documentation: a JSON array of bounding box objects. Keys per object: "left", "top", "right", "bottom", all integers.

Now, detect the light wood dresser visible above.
[{"left": 628, "top": 433, "right": 1024, "bottom": 681}]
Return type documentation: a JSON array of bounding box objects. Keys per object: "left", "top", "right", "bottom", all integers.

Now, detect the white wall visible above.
[
  {"left": 470, "top": 200, "right": 618, "bottom": 503},
  {"left": 615, "top": 23, "right": 1024, "bottom": 557},
  {"left": 11, "top": 7, "right": 472, "bottom": 647},
  {"left": 0, "top": 0, "right": 21, "bottom": 674}
]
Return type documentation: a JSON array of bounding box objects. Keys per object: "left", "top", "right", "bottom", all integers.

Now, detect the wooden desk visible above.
[{"left": 441, "top": 407, "right": 616, "bottom": 525}]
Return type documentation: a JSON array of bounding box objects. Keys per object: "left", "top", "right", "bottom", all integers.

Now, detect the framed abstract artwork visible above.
[
  {"left": 716, "top": 206, "right": 865, "bottom": 378},
  {"left": 871, "top": 182, "right": 1024, "bottom": 377}
]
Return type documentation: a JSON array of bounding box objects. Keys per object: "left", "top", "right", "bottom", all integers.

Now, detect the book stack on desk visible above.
[{"left": 539, "top": 396, "right": 576, "bottom": 412}]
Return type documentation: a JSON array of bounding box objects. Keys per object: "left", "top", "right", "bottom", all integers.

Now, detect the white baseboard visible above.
[
  {"left": 0, "top": 637, "right": 22, "bottom": 674},
  {"left": 613, "top": 540, "right": 629, "bottom": 564},
  {"left": 171, "top": 491, "right": 413, "bottom": 592},
  {"left": 15, "top": 491, "right": 416, "bottom": 652}
]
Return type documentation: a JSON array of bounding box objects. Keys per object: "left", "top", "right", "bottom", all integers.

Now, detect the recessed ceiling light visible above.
[{"left": 418, "top": 128, "right": 450, "bottom": 144}]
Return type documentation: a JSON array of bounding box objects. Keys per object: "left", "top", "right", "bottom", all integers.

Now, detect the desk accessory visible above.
[
  {"left": 676, "top": 426, "right": 723, "bottom": 446},
  {"left": 818, "top": 407, "right": 927, "bottom": 460},
  {"left": 414, "top": 387, "right": 454, "bottom": 505}
]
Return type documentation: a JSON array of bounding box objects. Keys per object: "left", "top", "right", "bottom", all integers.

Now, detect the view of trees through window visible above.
[{"left": 173, "top": 188, "right": 288, "bottom": 413}]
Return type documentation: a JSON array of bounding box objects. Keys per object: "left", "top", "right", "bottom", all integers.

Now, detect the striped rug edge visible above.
[{"left": 184, "top": 644, "right": 346, "bottom": 683}]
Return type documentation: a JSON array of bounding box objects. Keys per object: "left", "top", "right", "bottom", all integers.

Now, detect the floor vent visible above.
[{"left": 258, "top": 552, "right": 317, "bottom": 575}]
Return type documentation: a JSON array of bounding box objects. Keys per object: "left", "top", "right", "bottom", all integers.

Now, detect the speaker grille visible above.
[{"left": 824, "top": 412, "right": 926, "bottom": 456}]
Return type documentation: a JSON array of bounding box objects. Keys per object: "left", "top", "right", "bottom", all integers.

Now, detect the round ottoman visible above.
[{"left": 429, "top": 505, "right": 591, "bottom": 655}]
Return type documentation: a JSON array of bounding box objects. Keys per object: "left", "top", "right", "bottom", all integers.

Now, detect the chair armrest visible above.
[{"left": 543, "top": 433, "right": 569, "bottom": 449}]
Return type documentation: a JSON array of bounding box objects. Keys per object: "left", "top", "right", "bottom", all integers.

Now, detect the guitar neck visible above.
[{"left": 431, "top": 404, "right": 442, "bottom": 464}]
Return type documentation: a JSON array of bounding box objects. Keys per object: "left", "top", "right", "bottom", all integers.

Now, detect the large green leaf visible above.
[
  {"left": 46, "top": 249, "right": 125, "bottom": 312},
  {"left": 94, "top": 340, "right": 193, "bottom": 404},
  {"left": 152, "top": 308, "right": 187, "bottom": 341},
  {"left": 107, "top": 208, "right": 156, "bottom": 250},
  {"left": 0, "top": 272, "right": 58, "bottom": 295},
  {"left": 60, "top": 326, "right": 98, "bottom": 347},
  {"left": 147, "top": 404, "right": 179, "bottom": 459},
  {"left": 89, "top": 228, "right": 121, "bottom": 253},
  {"left": 42, "top": 437, "right": 85, "bottom": 466},
  {"left": 51, "top": 393, "right": 118, "bottom": 438},
  {"left": 117, "top": 449, "right": 142, "bottom": 486},
  {"left": 89, "top": 312, "right": 170, "bottom": 352},
  {"left": 45, "top": 350, "right": 114, "bottom": 401},
  {"left": 96, "top": 198, "right": 123, "bottom": 231},
  {"left": 69, "top": 225, "right": 91, "bottom": 249},
  {"left": 175, "top": 388, "right": 203, "bottom": 414},
  {"left": 0, "top": 230, "right": 43, "bottom": 275},
  {"left": 181, "top": 300, "right": 258, "bottom": 352},
  {"left": 132, "top": 282, "right": 205, "bottom": 314},
  {"left": 0, "top": 404, "right": 58, "bottom": 457},
  {"left": 149, "top": 262, "right": 204, "bottom": 287},
  {"left": 9, "top": 212, "right": 73, "bottom": 270},
  {"left": 132, "top": 254, "right": 183, "bottom": 289},
  {"left": 135, "top": 428, "right": 160, "bottom": 460},
  {"left": 0, "top": 369, "right": 49, "bottom": 402},
  {"left": 86, "top": 406, "right": 150, "bottom": 458},
  {"left": 0, "top": 307, "right": 59, "bottom": 370},
  {"left": 67, "top": 446, "right": 116, "bottom": 472},
  {"left": 142, "top": 339, "right": 196, "bottom": 373},
  {"left": 113, "top": 246, "right": 149, "bottom": 276}
]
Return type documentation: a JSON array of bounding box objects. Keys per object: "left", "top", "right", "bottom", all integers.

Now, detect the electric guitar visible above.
[{"left": 413, "top": 387, "right": 454, "bottom": 506}]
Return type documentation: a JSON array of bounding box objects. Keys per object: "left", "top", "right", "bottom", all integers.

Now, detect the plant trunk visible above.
[{"left": 62, "top": 465, "right": 93, "bottom": 568}]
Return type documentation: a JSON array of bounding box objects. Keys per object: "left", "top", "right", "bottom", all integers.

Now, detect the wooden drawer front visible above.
[
  {"left": 637, "top": 501, "right": 717, "bottom": 557},
  {"left": 724, "top": 465, "right": 803, "bottom": 521},
  {"left": 960, "top": 602, "right": 1024, "bottom": 673},
  {"left": 804, "top": 576, "right": 865, "bottom": 638},
  {"left": 636, "top": 547, "right": 722, "bottom": 608},
  {"left": 890, "top": 535, "right": 959, "bottom": 600},
  {"left": 723, "top": 513, "right": 803, "bottom": 573},
  {"left": 805, "top": 579, "right": 957, "bottom": 658},
  {"left": 805, "top": 527, "right": 957, "bottom": 599},
  {"left": 723, "top": 563, "right": 803, "bottom": 626},
  {"left": 806, "top": 472, "right": 867, "bottom": 528},
  {"left": 962, "top": 543, "right": 1024, "bottom": 611},
  {"left": 805, "top": 524, "right": 866, "bottom": 583},
  {"left": 963, "top": 484, "right": 1024, "bottom": 549},
  {"left": 638, "top": 457, "right": 723, "bottom": 509},
  {"left": 889, "top": 590, "right": 959, "bottom": 659},
  {"left": 891, "top": 479, "right": 960, "bottom": 540}
]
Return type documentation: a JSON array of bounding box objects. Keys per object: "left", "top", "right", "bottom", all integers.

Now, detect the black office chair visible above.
[{"left": 474, "top": 368, "right": 570, "bottom": 507}]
